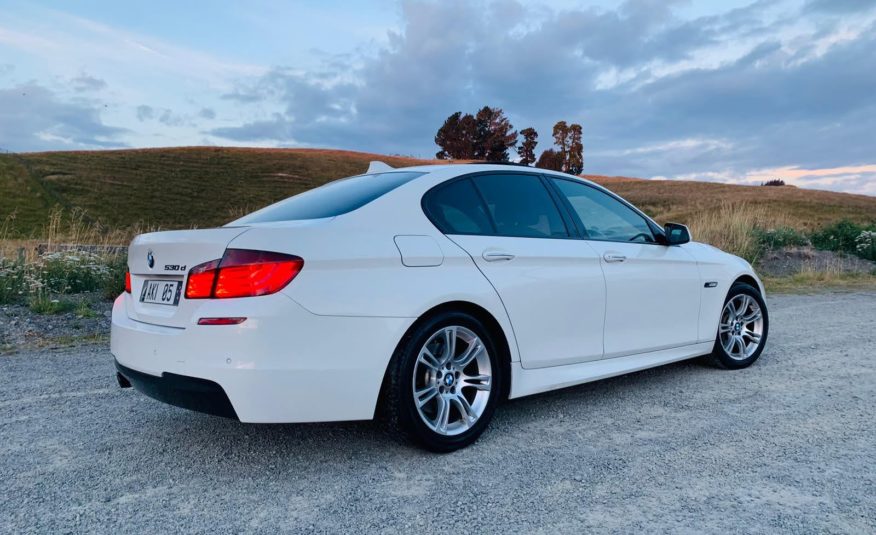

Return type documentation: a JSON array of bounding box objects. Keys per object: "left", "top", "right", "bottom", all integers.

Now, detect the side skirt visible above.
[{"left": 509, "top": 342, "right": 713, "bottom": 399}]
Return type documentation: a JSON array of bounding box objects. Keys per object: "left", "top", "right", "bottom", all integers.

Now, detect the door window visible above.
[
  {"left": 422, "top": 178, "right": 495, "bottom": 235},
  {"left": 473, "top": 174, "right": 569, "bottom": 238},
  {"left": 551, "top": 178, "right": 655, "bottom": 243}
]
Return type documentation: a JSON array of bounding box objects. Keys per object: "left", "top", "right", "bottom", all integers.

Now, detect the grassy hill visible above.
[{"left": 1, "top": 147, "right": 875, "bottom": 236}]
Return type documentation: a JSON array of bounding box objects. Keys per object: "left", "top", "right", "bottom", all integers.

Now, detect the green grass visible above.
[
  {"left": 28, "top": 292, "right": 76, "bottom": 314},
  {"left": 2, "top": 147, "right": 875, "bottom": 236},
  {"left": 1, "top": 148, "right": 433, "bottom": 235}
]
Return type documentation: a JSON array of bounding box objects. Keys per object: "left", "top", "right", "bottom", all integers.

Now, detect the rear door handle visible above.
[
  {"left": 483, "top": 251, "right": 515, "bottom": 262},
  {"left": 603, "top": 253, "right": 627, "bottom": 263}
]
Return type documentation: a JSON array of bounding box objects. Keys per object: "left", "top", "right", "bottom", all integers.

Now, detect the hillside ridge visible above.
[{"left": 1, "top": 147, "right": 874, "bottom": 235}]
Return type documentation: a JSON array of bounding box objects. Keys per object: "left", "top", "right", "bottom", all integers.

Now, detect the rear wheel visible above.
[
  {"left": 705, "top": 282, "right": 769, "bottom": 369},
  {"left": 381, "top": 311, "right": 502, "bottom": 452}
]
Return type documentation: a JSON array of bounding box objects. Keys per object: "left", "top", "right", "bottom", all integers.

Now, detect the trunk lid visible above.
[{"left": 126, "top": 227, "right": 249, "bottom": 328}]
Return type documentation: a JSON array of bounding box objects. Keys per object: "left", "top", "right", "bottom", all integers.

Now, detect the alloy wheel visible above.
[
  {"left": 719, "top": 294, "right": 764, "bottom": 360},
  {"left": 412, "top": 325, "right": 492, "bottom": 436}
]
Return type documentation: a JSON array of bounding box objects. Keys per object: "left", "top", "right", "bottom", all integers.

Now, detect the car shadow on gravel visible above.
[{"left": 113, "top": 356, "right": 722, "bottom": 459}]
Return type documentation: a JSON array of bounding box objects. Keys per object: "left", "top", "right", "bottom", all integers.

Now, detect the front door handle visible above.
[
  {"left": 603, "top": 253, "right": 627, "bottom": 263},
  {"left": 483, "top": 251, "right": 515, "bottom": 262}
]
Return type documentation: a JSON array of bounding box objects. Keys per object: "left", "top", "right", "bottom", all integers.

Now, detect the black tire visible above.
[
  {"left": 380, "top": 310, "right": 503, "bottom": 452},
  {"left": 704, "top": 282, "right": 769, "bottom": 369}
]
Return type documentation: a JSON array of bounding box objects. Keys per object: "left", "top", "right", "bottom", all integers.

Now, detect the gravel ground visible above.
[
  {"left": 0, "top": 297, "right": 112, "bottom": 352},
  {"left": 1, "top": 292, "right": 874, "bottom": 534}
]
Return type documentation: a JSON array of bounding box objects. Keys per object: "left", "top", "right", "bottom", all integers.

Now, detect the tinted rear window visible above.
[
  {"left": 231, "top": 171, "right": 424, "bottom": 224},
  {"left": 423, "top": 178, "right": 495, "bottom": 235}
]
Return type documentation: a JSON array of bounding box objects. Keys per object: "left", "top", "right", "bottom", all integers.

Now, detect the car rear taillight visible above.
[
  {"left": 184, "top": 249, "right": 303, "bottom": 300},
  {"left": 124, "top": 271, "right": 131, "bottom": 293},
  {"left": 185, "top": 260, "right": 220, "bottom": 299}
]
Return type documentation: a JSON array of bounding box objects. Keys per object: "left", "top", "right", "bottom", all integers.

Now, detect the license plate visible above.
[{"left": 139, "top": 280, "right": 183, "bottom": 306}]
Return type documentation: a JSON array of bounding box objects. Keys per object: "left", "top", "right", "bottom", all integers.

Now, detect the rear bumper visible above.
[
  {"left": 115, "top": 360, "right": 238, "bottom": 419},
  {"left": 110, "top": 293, "right": 414, "bottom": 423}
]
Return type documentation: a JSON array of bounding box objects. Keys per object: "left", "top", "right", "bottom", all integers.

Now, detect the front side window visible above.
[
  {"left": 472, "top": 174, "right": 569, "bottom": 238},
  {"left": 230, "top": 171, "right": 424, "bottom": 224},
  {"left": 551, "top": 178, "right": 655, "bottom": 243}
]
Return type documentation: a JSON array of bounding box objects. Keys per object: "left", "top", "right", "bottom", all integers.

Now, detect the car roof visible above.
[{"left": 375, "top": 162, "right": 600, "bottom": 187}]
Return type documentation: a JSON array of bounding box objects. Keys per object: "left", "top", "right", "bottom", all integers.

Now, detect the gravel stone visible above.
[{"left": 0, "top": 292, "right": 874, "bottom": 533}]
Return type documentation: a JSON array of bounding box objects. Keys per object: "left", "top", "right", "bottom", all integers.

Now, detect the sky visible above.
[{"left": 1, "top": 0, "right": 875, "bottom": 195}]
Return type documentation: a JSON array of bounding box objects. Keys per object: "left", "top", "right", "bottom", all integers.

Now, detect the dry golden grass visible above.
[
  {"left": 685, "top": 202, "right": 782, "bottom": 263},
  {"left": 587, "top": 176, "right": 876, "bottom": 231}
]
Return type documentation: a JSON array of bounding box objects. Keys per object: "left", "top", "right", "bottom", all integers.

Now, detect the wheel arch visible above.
[
  {"left": 733, "top": 273, "right": 765, "bottom": 296},
  {"left": 378, "top": 300, "right": 514, "bottom": 410}
]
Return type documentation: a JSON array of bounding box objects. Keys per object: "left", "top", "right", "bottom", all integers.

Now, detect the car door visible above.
[
  {"left": 423, "top": 173, "right": 606, "bottom": 369},
  {"left": 549, "top": 177, "right": 702, "bottom": 358}
]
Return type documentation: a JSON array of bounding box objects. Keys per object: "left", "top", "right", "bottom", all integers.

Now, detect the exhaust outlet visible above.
[{"left": 116, "top": 372, "right": 132, "bottom": 389}]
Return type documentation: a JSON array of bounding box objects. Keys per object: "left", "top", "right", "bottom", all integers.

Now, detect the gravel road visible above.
[{"left": 1, "top": 292, "right": 874, "bottom": 534}]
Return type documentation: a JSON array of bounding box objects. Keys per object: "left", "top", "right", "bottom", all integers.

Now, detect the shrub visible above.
[
  {"left": 856, "top": 230, "right": 876, "bottom": 261},
  {"left": 36, "top": 251, "right": 112, "bottom": 294},
  {"left": 101, "top": 256, "right": 128, "bottom": 301},
  {"left": 761, "top": 179, "right": 786, "bottom": 186},
  {"left": 0, "top": 259, "right": 27, "bottom": 304},
  {"left": 754, "top": 227, "right": 809, "bottom": 251},
  {"left": 810, "top": 220, "right": 876, "bottom": 256}
]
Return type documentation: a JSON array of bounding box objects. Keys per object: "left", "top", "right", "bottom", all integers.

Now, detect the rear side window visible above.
[
  {"left": 423, "top": 178, "right": 495, "bottom": 235},
  {"left": 230, "top": 171, "right": 424, "bottom": 224},
  {"left": 473, "top": 174, "right": 569, "bottom": 238}
]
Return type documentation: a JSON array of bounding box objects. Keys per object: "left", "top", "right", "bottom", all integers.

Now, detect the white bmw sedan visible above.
[{"left": 112, "top": 162, "right": 769, "bottom": 451}]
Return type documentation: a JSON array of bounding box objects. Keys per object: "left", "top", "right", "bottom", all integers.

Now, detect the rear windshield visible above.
[{"left": 230, "top": 171, "right": 425, "bottom": 224}]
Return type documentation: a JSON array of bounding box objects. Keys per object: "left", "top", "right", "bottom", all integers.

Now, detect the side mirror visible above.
[{"left": 663, "top": 223, "right": 691, "bottom": 245}]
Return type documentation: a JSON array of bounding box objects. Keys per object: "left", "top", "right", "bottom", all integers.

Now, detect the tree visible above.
[
  {"left": 474, "top": 106, "right": 518, "bottom": 162},
  {"left": 535, "top": 148, "right": 563, "bottom": 171},
  {"left": 762, "top": 179, "right": 786, "bottom": 186},
  {"left": 517, "top": 127, "right": 538, "bottom": 165},
  {"left": 552, "top": 121, "right": 569, "bottom": 170},
  {"left": 567, "top": 123, "right": 583, "bottom": 174},
  {"left": 435, "top": 112, "right": 473, "bottom": 160},
  {"left": 435, "top": 107, "right": 517, "bottom": 161}
]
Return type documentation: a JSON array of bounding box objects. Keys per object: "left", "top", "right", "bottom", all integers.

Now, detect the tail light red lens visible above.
[
  {"left": 184, "top": 250, "right": 303, "bottom": 300},
  {"left": 124, "top": 271, "right": 132, "bottom": 293},
  {"left": 185, "top": 260, "right": 220, "bottom": 299}
]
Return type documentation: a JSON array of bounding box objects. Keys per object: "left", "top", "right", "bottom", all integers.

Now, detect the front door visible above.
[{"left": 549, "top": 177, "right": 702, "bottom": 357}]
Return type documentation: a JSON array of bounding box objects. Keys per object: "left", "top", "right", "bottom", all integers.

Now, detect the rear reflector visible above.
[
  {"left": 124, "top": 271, "right": 131, "bottom": 293},
  {"left": 198, "top": 317, "right": 247, "bottom": 326},
  {"left": 184, "top": 249, "right": 303, "bottom": 300}
]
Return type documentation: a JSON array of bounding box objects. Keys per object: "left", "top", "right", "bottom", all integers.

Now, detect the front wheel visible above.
[
  {"left": 381, "top": 311, "right": 503, "bottom": 452},
  {"left": 706, "top": 282, "right": 769, "bottom": 369}
]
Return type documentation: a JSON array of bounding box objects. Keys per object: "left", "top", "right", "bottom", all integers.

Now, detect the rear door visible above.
[
  {"left": 549, "top": 177, "right": 701, "bottom": 357},
  {"left": 424, "top": 173, "right": 606, "bottom": 369}
]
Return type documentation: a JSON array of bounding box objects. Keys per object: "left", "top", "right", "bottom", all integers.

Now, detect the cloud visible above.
[
  {"left": 805, "top": 0, "right": 876, "bottom": 14},
  {"left": 0, "top": 83, "right": 126, "bottom": 151},
  {"left": 136, "top": 105, "right": 154, "bottom": 121},
  {"left": 135, "top": 104, "right": 190, "bottom": 126},
  {"left": 71, "top": 73, "right": 106, "bottom": 92},
  {"left": 2, "top": 0, "right": 875, "bottom": 194}
]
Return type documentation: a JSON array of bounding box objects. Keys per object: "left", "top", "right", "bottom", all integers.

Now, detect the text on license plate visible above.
[{"left": 139, "top": 280, "right": 183, "bottom": 306}]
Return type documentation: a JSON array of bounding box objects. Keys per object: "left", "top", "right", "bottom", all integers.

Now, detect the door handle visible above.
[
  {"left": 483, "top": 251, "right": 515, "bottom": 262},
  {"left": 603, "top": 253, "right": 627, "bottom": 263}
]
